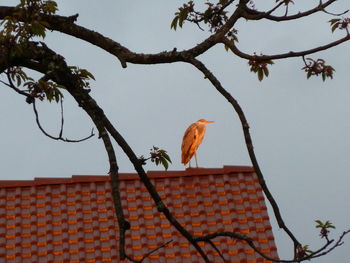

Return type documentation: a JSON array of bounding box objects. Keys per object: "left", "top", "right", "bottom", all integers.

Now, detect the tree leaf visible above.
[
  {"left": 171, "top": 16, "right": 178, "bottom": 30},
  {"left": 263, "top": 66, "right": 269, "bottom": 77},
  {"left": 257, "top": 69, "right": 263, "bottom": 81},
  {"left": 162, "top": 152, "right": 172, "bottom": 163},
  {"left": 161, "top": 157, "right": 169, "bottom": 170}
]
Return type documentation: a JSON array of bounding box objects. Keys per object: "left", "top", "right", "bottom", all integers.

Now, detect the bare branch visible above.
[
  {"left": 32, "top": 99, "right": 95, "bottom": 143},
  {"left": 125, "top": 240, "right": 173, "bottom": 263},
  {"left": 98, "top": 127, "right": 129, "bottom": 260},
  {"left": 240, "top": 0, "right": 285, "bottom": 20},
  {"left": 248, "top": 0, "right": 339, "bottom": 21},
  {"left": 322, "top": 8, "right": 349, "bottom": 17},
  {"left": 310, "top": 229, "right": 350, "bottom": 259},
  {"left": 80, "top": 107, "right": 129, "bottom": 260},
  {"left": 195, "top": 231, "right": 340, "bottom": 263},
  {"left": 58, "top": 99, "right": 64, "bottom": 137},
  {"left": 283, "top": 3, "right": 289, "bottom": 17},
  {"left": 207, "top": 239, "right": 228, "bottom": 263},
  {"left": 185, "top": 56, "right": 301, "bottom": 253},
  {"left": 222, "top": 34, "right": 350, "bottom": 62}
]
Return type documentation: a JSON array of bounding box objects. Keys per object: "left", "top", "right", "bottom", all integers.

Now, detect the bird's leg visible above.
[{"left": 194, "top": 153, "right": 198, "bottom": 168}]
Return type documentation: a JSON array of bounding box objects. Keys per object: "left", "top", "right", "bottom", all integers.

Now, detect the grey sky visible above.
[{"left": 0, "top": 1, "right": 349, "bottom": 262}]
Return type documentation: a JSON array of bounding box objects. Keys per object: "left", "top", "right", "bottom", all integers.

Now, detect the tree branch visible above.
[
  {"left": 1, "top": 71, "right": 32, "bottom": 99},
  {"left": 222, "top": 34, "right": 350, "bottom": 62},
  {"left": 185, "top": 56, "right": 301, "bottom": 253},
  {"left": 309, "top": 229, "right": 350, "bottom": 259},
  {"left": 195, "top": 230, "right": 350, "bottom": 263},
  {"left": 0, "top": 5, "right": 241, "bottom": 66},
  {"left": 96, "top": 127, "right": 130, "bottom": 260},
  {"left": 8, "top": 41, "right": 212, "bottom": 263},
  {"left": 125, "top": 240, "right": 173, "bottom": 263},
  {"left": 243, "top": 0, "right": 339, "bottom": 21},
  {"left": 1, "top": 2, "right": 349, "bottom": 261},
  {"left": 32, "top": 99, "right": 95, "bottom": 143}
]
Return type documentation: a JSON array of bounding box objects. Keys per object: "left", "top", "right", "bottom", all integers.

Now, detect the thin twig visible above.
[
  {"left": 32, "top": 99, "right": 94, "bottom": 142},
  {"left": 126, "top": 239, "right": 173, "bottom": 263},
  {"left": 58, "top": 98, "right": 64, "bottom": 137},
  {"left": 3, "top": 71, "right": 32, "bottom": 98},
  {"left": 137, "top": 240, "right": 173, "bottom": 263},
  {"left": 195, "top": 231, "right": 340, "bottom": 263},
  {"left": 322, "top": 8, "right": 349, "bottom": 16},
  {"left": 0, "top": 79, "right": 30, "bottom": 98},
  {"left": 261, "top": 0, "right": 338, "bottom": 21},
  {"left": 222, "top": 34, "right": 350, "bottom": 62},
  {"left": 207, "top": 239, "right": 228, "bottom": 263},
  {"left": 309, "top": 229, "right": 350, "bottom": 259},
  {"left": 284, "top": 3, "right": 289, "bottom": 17}
]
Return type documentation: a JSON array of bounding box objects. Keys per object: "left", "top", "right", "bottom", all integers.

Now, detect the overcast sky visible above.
[{"left": 0, "top": 1, "right": 349, "bottom": 262}]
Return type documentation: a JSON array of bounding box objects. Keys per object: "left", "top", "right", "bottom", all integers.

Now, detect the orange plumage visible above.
[{"left": 181, "top": 119, "right": 214, "bottom": 167}]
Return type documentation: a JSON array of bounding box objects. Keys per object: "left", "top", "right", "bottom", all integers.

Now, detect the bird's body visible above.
[{"left": 181, "top": 119, "right": 214, "bottom": 167}]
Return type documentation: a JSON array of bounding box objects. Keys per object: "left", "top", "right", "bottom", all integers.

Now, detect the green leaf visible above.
[
  {"left": 178, "top": 9, "right": 188, "bottom": 28},
  {"left": 306, "top": 71, "right": 312, "bottom": 79},
  {"left": 31, "top": 21, "right": 46, "bottom": 38},
  {"left": 80, "top": 69, "right": 95, "bottom": 80},
  {"left": 263, "top": 66, "right": 269, "bottom": 77},
  {"left": 331, "top": 24, "right": 338, "bottom": 33},
  {"left": 329, "top": 18, "right": 340, "bottom": 33},
  {"left": 171, "top": 16, "right": 179, "bottom": 30},
  {"left": 224, "top": 44, "right": 229, "bottom": 52},
  {"left": 315, "top": 220, "right": 323, "bottom": 227},
  {"left": 203, "top": 8, "right": 213, "bottom": 23},
  {"left": 162, "top": 152, "right": 172, "bottom": 163},
  {"left": 315, "top": 220, "right": 335, "bottom": 229},
  {"left": 161, "top": 158, "right": 169, "bottom": 170}
]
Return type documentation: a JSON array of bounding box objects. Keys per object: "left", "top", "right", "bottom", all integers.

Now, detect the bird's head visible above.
[{"left": 197, "top": 119, "right": 214, "bottom": 125}]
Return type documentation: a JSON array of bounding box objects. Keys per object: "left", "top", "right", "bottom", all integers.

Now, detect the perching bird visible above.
[{"left": 181, "top": 119, "right": 214, "bottom": 167}]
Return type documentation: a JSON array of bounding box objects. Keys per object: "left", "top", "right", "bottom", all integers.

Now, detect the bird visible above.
[{"left": 181, "top": 119, "right": 214, "bottom": 167}]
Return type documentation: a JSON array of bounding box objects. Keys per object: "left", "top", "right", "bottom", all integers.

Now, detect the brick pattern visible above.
[{"left": 0, "top": 167, "right": 278, "bottom": 263}]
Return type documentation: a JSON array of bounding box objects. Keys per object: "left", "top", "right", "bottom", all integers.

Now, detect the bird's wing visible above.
[{"left": 181, "top": 123, "right": 199, "bottom": 164}]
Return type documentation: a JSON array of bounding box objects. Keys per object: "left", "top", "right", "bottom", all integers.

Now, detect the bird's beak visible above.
[{"left": 205, "top": 120, "right": 214, "bottom": 124}]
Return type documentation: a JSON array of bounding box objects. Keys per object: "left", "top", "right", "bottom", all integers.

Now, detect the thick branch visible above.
[
  {"left": 94, "top": 127, "right": 129, "bottom": 260},
  {"left": 89, "top": 121, "right": 129, "bottom": 260},
  {"left": 0, "top": 5, "right": 241, "bottom": 66}
]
